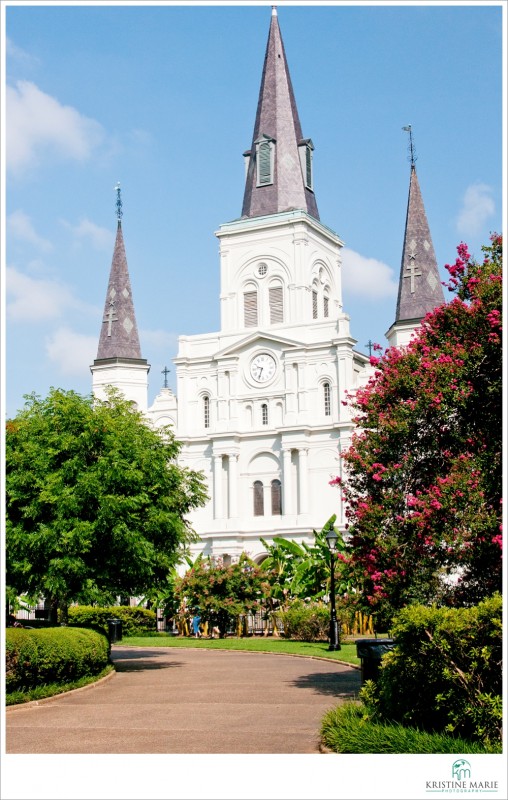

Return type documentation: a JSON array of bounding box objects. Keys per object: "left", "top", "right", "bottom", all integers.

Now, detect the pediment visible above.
[{"left": 215, "top": 331, "right": 303, "bottom": 359}]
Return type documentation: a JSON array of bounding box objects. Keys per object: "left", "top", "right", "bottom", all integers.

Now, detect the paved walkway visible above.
[{"left": 6, "top": 645, "right": 361, "bottom": 754}]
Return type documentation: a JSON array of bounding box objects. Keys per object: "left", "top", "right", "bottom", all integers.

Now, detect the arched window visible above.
[
  {"left": 256, "top": 135, "right": 275, "bottom": 186},
  {"left": 271, "top": 479, "right": 282, "bottom": 515},
  {"left": 253, "top": 481, "right": 264, "bottom": 516},
  {"left": 269, "top": 283, "right": 284, "bottom": 324},
  {"left": 203, "top": 395, "right": 210, "bottom": 428},
  {"left": 244, "top": 289, "right": 258, "bottom": 327},
  {"left": 261, "top": 403, "right": 268, "bottom": 426},
  {"left": 312, "top": 282, "right": 318, "bottom": 319},
  {"left": 323, "top": 382, "right": 331, "bottom": 416},
  {"left": 323, "top": 291, "right": 329, "bottom": 318}
]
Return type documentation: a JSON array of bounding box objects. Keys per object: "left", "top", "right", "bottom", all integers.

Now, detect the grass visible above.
[
  {"left": 120, "top": 632, "right": 361, "bottom": 665},
  {"left": 320, "top": 702, "right": 501, "bottom": 754},
  {"left": 6, "top": 664, "right": 115, "bottom": 706}
]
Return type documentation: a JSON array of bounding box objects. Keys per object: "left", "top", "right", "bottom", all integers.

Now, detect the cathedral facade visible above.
[{"left": 91, "top": 8, "right": 444, "bottom": 565}]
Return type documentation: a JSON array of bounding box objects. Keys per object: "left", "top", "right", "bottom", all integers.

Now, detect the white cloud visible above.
[
  {"left": 7, "top": 210, "right": 53, "bottom": 252},
  {"left": 456, "top": 183, "right": 495, "bottom": 236},
  {"left": 6, "top": 38, "right": 40, "bottom": 68},
  {"left": 6, "top": 80, "right": 104, "bottom": 173},
  {"left": 341, "top": 247, "right": 397, "bottom": 299},
  {"left": 140, "top": 329, "right": 178, "bottom": 350},
  {"left": 46, "top": 327, "right": 97, "bottom": 375},
  {"left": 62, "top": 217, "right": 114, "bottom": 251},
  {"left": 6, "top": 266, "right": 91, "bottom": 322}
]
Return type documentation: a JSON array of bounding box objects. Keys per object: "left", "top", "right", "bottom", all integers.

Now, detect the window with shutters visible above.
[
  {"left": 324, "top": 382, "right": 331, "bottom": 416},
  {"left": 312, "top": 289, "right": 318, "bottom": 319},
  {"left": 269, "top": 285, "right": 284, "bottom": 324},
  {"left": 305, "top": 146, "right": 313, "bottom": 189},
  {"left": 323, "top": 293, "right": 329, "bottom": 318},
  {"left": 298, "top": 140, "right": 314, "bottom": 191},
  {"left": 253, "top": 481, "right": 264, "bottom": 516},
  {"left": 244, "top": 290, "right": 258, "bottom": 327},
  {"left": 203, "top": 395, "right": 210, "bottom": 428},
  {"left": 271, "top": 479, "right": 282, "bottom": 515},
  {"left": 261, "top": 403, "right": 268, "bottom": 426},
  {"left": 256, "top": 137, "right": 274, "bottom": 186}
]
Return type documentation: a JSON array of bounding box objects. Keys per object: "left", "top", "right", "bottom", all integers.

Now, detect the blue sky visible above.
[{"left": 2, "top": 0, "right": 504, "bottom": 424}]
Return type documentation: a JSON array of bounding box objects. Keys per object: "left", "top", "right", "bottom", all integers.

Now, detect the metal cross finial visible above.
[
  {"left": 402, "top": 125, "right": 417, "bottom": 167},
  {"left": 114, "top": 182, "right": 123, "bottom": 223},
  {"left": 365, "top": 339, "right": 374, "bottom": 356},
  {"left": 161, "top": 366, "right": 170, "bottom": 388}
]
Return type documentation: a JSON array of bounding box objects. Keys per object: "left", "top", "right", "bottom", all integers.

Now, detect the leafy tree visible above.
[
  {"left": 6, "top": 388, "right": 208, "bottom": 621},
  {"left": 260, "top": 516, "right": 351, "bottom": 609},
  {"left": 175, "top": 553, "right": 266, "bottom": 637},
  {"left": 332, "top": 236, "right": 502, "bottom": 623}
]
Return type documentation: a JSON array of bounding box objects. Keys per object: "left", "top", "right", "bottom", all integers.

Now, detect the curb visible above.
[{"left": 5, "top": 667, "right": 117, "bottom": 713}]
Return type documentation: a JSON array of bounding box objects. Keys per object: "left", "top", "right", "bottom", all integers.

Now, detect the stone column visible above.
[
  {"left": 229, "top": 453, "right": 238, "bottom": 518},
  {"left": 298, "top": 447, "right": 309, "bottom": 514},
  {"left": 213, "top": 454, "right": 223, "bottom": 519},
  {"left": 282, "top": 448, "right": 293, "bottom": 515}
]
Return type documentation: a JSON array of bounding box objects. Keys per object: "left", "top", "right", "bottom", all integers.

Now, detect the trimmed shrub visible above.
[
  {"left": 6, "top": 627, "right": 109, "bottom": 692},
  {"left": 321, "top": 702, "right": 500, "bottom": 754},
  {"left": 277, "top": 600, "right": 331, "bottom": 641},
  {"left": 66, "top": 605, "right": 156, "bottom": 636},
  {"left": 363, "top": 594, "right": 502, "bottom": 747}
]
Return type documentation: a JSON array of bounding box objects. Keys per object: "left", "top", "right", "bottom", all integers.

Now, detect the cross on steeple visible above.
[
  {"left": 365, "top": 340, "right": 374, "bottom": 356},
  {"left": 162, "top": 366, "right": 170, "bottom": 388},
  {"left": 103, "top": 300, "right": 118, "bottom": 336},
  {"left": 404, "top": 261, "right": 422, "bottom": 294}
]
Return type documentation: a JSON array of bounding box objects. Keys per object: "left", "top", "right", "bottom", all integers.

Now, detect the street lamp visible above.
[{"left": 325, "top": 523, "right": 341, "bottom": 651}]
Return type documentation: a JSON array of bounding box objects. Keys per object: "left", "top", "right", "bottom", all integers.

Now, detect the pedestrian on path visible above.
[{"left": 192, "top": 612, "right": 201, "bottom": 638}]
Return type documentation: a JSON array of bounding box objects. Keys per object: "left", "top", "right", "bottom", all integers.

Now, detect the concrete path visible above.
[{"left": 6, "top": 645, "right": 361, "bottom": 754}]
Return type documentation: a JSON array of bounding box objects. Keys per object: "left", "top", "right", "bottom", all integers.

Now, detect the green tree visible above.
[
  {"left": 175, "top": 553, "right": 266, "bottom": 637},
  {"left": 332, "top": 236, "right": 502, "bottom": 623},
  {"left": 6, "top": 388, "right": 208, "bottom": 621}
]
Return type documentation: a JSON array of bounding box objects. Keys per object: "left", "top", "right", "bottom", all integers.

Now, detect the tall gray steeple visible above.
[
  {"left": 386, "top": 130, "right": 444, "bottom": 348},
  {"left": 241, "top": 7, "right": 319, "bottom": 220},
  {"left": 91, "top": 184, "right": 149, "bottom": 411}
]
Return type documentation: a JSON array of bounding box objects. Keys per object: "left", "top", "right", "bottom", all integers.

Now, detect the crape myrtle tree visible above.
[
  {"left": 331, "top": 235, "right": 502, "bottom": 625},
  {"left": 6, "top": 388, "right": 208, "bottom": 622}
]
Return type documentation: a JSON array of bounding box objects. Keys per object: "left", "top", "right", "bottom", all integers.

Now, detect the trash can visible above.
[
  {"left": 107, "top": 618, "right": 123, "bottom": 644},
  {"left": 356, "top": 638, "right": 395, "bottom": 684}
]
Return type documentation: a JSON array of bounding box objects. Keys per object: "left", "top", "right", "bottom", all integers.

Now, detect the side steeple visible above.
[
  {"left": 91, "top": 184, "right": 150, "bottom": 411},
  {"left": 241, "top": 7, "right": 319, "bottom": 220},
  {"left": 386, "top": 128, "right": 445, "bottom": 349}
]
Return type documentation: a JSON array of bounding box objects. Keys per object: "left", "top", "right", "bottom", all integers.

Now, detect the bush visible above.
[
  {"left": 6, "top": 627, "right": 109, "bottom": 692},
  {"left": 277, "top": 600, "right": 331, "bottom": 641},
  {"left": 66, "top": 605, "right": 156, "bottom": 636},
  {"left": 321, "top": 702, "right": 500, "bottom": 754},
  {"left": 363, "top": 594, "right": 502, "bottom": 747}
]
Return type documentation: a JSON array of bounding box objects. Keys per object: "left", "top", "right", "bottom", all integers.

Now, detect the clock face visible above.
[{"left": 250, "top": 353, "right": 276, "bottom": 383}]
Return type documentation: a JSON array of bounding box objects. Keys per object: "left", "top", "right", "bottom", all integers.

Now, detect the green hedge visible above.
[
  {"left": 6, "top": 627, "right": 110, "bottom": 692},
  {"left": 363, "top": 594, "right": 502, "bottom": 747},
  {"left": 66, "top": 605, "right": 156, "bottom": 636},
  {"left": 321, "top": 702, "right": 500, "bottom": 754},
  {"left": 277, "top": 600, "right": 331, "bottom": 641}
]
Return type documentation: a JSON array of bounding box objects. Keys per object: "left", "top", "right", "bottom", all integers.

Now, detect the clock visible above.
[{"left": 250, "top": 353, "right": 276, "bottom": 383}]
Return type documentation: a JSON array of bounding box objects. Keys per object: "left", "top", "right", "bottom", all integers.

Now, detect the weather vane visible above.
[
  {"left": 114, "top": 182, "right": 123, "bottom": 223},
  {"left": 402, "top": 125, "right": 417, "bottom": 167}
]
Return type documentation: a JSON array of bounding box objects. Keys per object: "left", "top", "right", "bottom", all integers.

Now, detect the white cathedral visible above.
[{"left": 91, "top": 8, "right": 444, "bottom": 567}]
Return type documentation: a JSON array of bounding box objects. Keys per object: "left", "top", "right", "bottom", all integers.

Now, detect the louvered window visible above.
[
  {"left": 312, "top": 290, "right": 318, "bottom": 319},
  {"left": 324, "top": 294, "right": 329, "bottom": 318},
  {"left": 203, "top": 395, "right": 210, "bottom": 428},
  {"left": 261, "top": 403, "right": 268, "bottom": 426},
  {"left": 305, "top": 146, "right": 313, "bottom": 189},
  {"left": 244, "top": 290, "right": 258, "bottom": 327},
  {"left": 271, "top": 479, "right": 282, "bottom": 515},
  {"left": 254, "top": 481, "right": 264, "bottom": 516},
  {"left": 269, "top": 285, "right": 284, "bottom": 324},
  {"left": 257, "top": 141, "right": 272, "bottom": 185},
  {"left": 324, "top": 382, "right": 331, "bottom": 416}
]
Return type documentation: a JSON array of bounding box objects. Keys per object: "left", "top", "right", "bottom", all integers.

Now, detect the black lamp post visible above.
[{"left": 325, "top": 523, "right": 341, "bottom": 651}]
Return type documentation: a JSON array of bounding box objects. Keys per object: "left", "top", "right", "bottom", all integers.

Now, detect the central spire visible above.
[{"left": 241, "top": 9, "right": 319, "bottom": 220}]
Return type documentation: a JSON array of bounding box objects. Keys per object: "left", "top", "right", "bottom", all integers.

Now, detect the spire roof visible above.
[
  {"left": 95, "top": 216, "right": 144, "bottom": 361},
  {"left": 241, "top": 8, "right": 319, "bottom": 220},
  {"left": 394, "top": 164, "right": 444, "bottom": 323}
]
